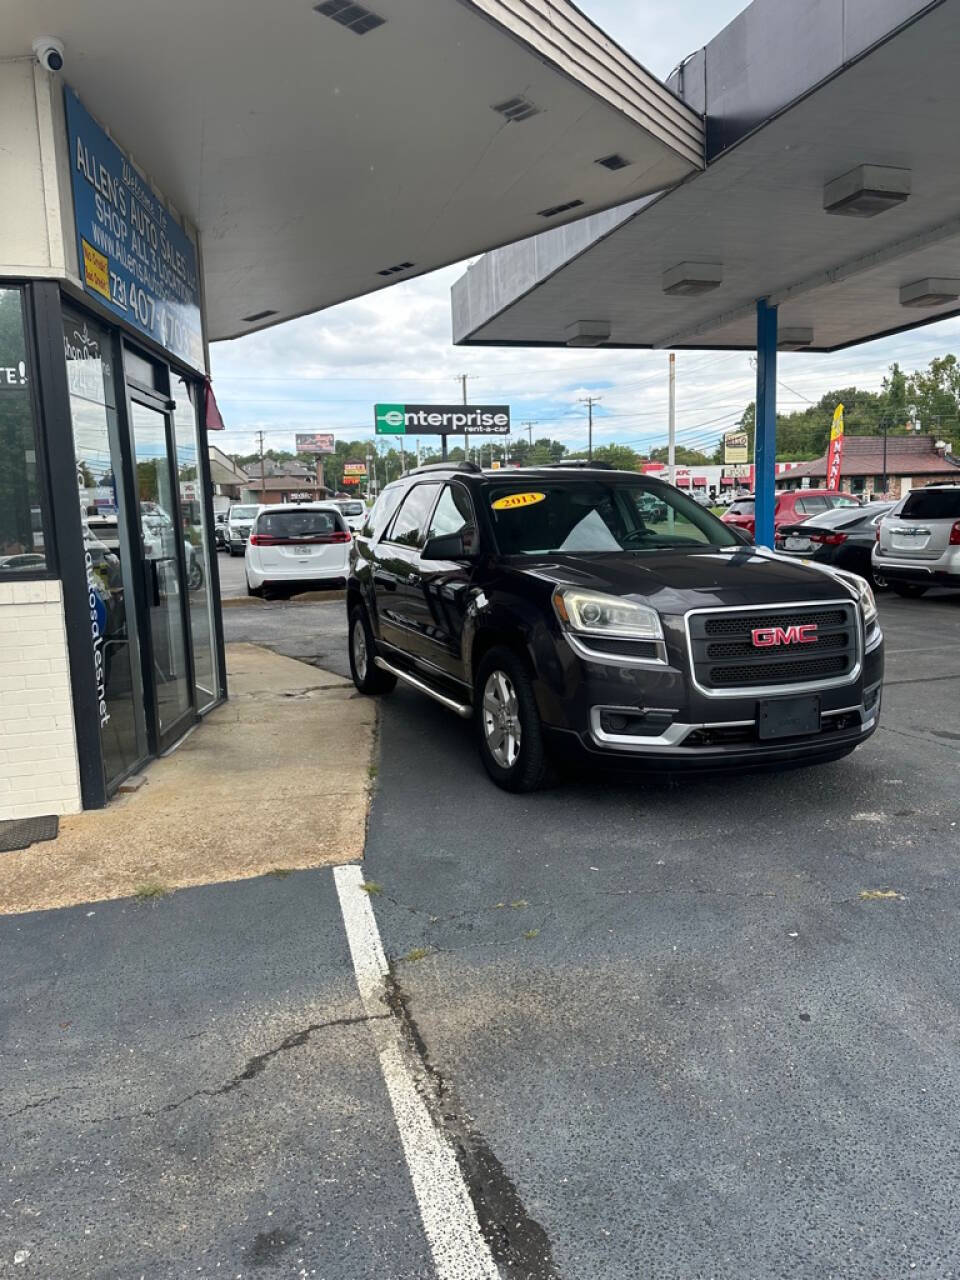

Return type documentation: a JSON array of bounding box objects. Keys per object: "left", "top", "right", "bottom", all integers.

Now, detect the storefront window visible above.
[
  {"left": 63, "top": 308, "right": 147, "bottom": 787},
  {"left": 172, "top": 377, "right": 219, "bottom": 711},
  {"left": 0, "top": 288, "right": 47, "bottom": 573}
]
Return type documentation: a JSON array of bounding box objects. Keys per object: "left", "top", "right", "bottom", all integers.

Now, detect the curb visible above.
[{"left": 220, "top": 590, "right": 347, "bottom": 609}]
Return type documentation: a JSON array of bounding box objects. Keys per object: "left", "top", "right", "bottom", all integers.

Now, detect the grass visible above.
[
  {"left": 860, "top": 889, "right": 904, "bottom": 901},
  {"left": 132, "top": 881, "right": 170, "bottom": 902},
  {"left": 360, "top": 880, "right": 384, "bottom": 895},
  {"left": 367, "top": 765, "right": 379, "bottom": 780},
  {"left": 523, "top": 928, "right": 540, "bottom": 940},
  {"left": 402, "top": 947, "right": 431, "bottom": 963},
  {"left": 509, "top": 899, "right": 528, "bottom": 910},
  {"left": 267, "top": 868, "right": 293, "bottom": 879}
]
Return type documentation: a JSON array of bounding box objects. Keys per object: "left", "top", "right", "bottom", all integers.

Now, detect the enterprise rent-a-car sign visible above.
[
  {"left": 64, "top": 90, "right": 204, "bottom": 371},
  {"left": 375, "top": 404, "right": 510, "bottom": 435}
]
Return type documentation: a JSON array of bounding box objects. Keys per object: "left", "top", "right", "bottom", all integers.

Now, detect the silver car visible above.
[{"left": 873, "top": 484, "right": 960, "bottom": 597}]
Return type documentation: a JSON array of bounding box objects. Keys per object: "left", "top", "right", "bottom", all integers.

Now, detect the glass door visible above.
[{"left": 128, "top": 396, "right": 194, "bottom": 748}]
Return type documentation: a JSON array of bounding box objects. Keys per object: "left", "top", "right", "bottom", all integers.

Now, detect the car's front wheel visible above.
[
  {"left": 891, "top": 581, "right": 928, "bottom": 598},
  {"left": 475, "top": 646, "right": 552, "bottom": 793},
  {"left": 349, "top": 606, "right": 397, "bottom": 695}
]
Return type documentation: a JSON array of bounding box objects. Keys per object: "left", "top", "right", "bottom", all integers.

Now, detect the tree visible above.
[{"left": 648, "top": 445, "right": 711, "bottom": 466}]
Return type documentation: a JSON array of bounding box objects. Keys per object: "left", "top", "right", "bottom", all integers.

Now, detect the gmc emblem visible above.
[{"left": 752, "top": 624, "right": 819, "bottom": 647}]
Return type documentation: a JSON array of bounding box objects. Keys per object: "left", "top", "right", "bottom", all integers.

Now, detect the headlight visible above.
[
  {"left": 552, "top": 588, "right": 663, "bottom": 640},
  {"left": 832, "top": 568, "right": 877, "bottom": 626}
]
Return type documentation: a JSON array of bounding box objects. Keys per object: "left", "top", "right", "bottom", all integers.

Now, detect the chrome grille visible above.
[{"left": 688, "top": 601, "right": 859, "bottom": 693}]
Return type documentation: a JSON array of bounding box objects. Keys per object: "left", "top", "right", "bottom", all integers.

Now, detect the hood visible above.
[{"left": 509, "top": 548, "right": 854, "bottom": 614}]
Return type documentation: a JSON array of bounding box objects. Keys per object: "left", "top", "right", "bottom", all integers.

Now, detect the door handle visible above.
[{"left": 374, "top": 573, "right": 397, "bottom": 591}]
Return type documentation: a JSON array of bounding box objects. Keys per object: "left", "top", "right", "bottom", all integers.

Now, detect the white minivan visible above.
[{"left": 245, "top": 503, "right": 351, "bottom": 596}]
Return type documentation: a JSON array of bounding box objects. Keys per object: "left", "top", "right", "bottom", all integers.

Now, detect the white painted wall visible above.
[
  {"left": 0, "top": 61, "right": 78, "bottom": 281},
  {"left": 0, "top": 582, "right": 82, "bottom": 819}
]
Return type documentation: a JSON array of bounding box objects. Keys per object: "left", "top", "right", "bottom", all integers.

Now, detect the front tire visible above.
[
  {"left": 475, "top": 646, "right": 552, "bottom": 793},
  {"left": 349, "top": 606, "right": 396, "bottom": 695},
  {"left": 891, "top": 582, "right": 928, "bottom": 598}
]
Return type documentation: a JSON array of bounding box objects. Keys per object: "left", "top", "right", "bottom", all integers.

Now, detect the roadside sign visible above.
[
  {"left": 296, "top": 432, "right": 335, "bottom": 454},
  {"left": 343, "top": 461, "right": 367, "bottom": 475},
  {"left": 375, "top": 404, "right": 510, "bottom": 435},
  {"left": 724, "top": 430, "right": 749, "bottom": 464}
]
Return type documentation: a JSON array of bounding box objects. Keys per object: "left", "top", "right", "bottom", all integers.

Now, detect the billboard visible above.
[
  {"left": 64, "top": 91, "right": 203, "bottom": 371},
  {"left": 723, "top": 430, "right": 749, "bottom": 464},
  {"left": 296, "top": 432, "right": 335, "bottom": 454},
  {"left": 343, "top": 461, "right": 367, "bottom": 475},
  {"left": 375, "top": 404, "right": 510, "bottom": 435}
]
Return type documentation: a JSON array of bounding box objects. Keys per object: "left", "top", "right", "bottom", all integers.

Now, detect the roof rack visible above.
[
  {"left": 402, "top": 461, "right": 482, "bottom": 477},
  {"left": 526, "top": 459, "right": 615, "bottom": 470}
]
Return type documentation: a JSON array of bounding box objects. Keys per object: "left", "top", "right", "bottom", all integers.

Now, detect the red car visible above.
[{"left": 722, "top": 489, "right": 860, "bottom": 539}]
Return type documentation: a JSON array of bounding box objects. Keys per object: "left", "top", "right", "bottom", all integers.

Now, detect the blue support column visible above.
[{"left": 754, "top": 299, "right": 778, "bottom": 547}]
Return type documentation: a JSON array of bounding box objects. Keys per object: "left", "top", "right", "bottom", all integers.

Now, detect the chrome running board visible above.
[{"left": 374, "top": 657, "right": 472, "bottom": 719}]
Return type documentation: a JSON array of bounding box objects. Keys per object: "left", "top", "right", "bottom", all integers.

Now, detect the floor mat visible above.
[{"left": 0, "top": 816, "right": 59, "bottom": 853}]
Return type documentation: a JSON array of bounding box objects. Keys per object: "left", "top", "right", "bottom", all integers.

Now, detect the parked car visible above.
[
  {"left": 214, "top": 512, "right": 228, "bottom": 551},
  {"left": 873, "top": 483, "right": 960, "bottom": 597},
  {"left": 335, "top": 499, "right": 367, "bottom": 533},
  {"left": 776, "top": 502, "right": 894, "bottom": 589},
  {"left": 722, "top": 489, "right": 860, "bottom": 540},
  {"left": 635, "top": 491, "right": 668, "bottom": 522},
  {"left": 245, "top": 502, "right": 351, "bottom": 596},
  {"left": 347, "top": 462, "right": 883, "bottom": 792},
  {"left": 226, "top": 504, "right": 261, "bottom": 555}
]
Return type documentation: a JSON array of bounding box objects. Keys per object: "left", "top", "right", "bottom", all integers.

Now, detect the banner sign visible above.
[
  {"left": 296, "top": 432, "right": 335, "bottom": 455},
  {"left": 375, "top": 404, "right": 510, "bottom": 435},
  {"left": 343, "top": 461, "right": 367, "bottom": 475},
  {"left": 723, "top": 430, "right": 749, "bottom": 465},
  {"left": 64, "top": 90, "right": 204, "bottom": 371},
  {"left": 826, "top": 403, "right": 845, "bottom": 490}
]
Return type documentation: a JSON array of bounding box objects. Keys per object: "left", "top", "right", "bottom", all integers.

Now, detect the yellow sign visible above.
[
  {"left": 81, "top": 238, "right": 110, "bottom": 301},
  {"left": 491, "top": 491, "right": 545, "bottom": 511}
]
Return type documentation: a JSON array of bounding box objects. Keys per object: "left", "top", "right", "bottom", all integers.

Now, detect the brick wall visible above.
[{"left": 0, "top": 581, "right": 82, "bottom": 819}]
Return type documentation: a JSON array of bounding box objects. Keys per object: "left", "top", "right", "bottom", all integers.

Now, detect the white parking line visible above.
[{"left": 333, "top": 864, "right": 500, "bottom": 1280}]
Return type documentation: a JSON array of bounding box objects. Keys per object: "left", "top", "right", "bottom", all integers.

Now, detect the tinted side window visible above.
[
  {"left": 795, "top": 496, "right": 828, "bottom": 515},
  {"left": 900, "top": 489, "right": 960, "bottom": 520},
  {"left": 427, "top": 484, "right": 474, "bottom": 539},
  {"left": 386, "top": 483, "right": 442, "bottom": 548},
  {"left": 363, "top": 485, "right": 403, "bottom": 538}
]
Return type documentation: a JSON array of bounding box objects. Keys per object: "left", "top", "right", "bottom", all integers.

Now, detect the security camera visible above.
[{"left": 33, "top": 38, "right": 65, "bottom": 73}]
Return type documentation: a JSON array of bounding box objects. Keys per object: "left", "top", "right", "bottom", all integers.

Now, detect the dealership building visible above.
[{"left": 0, "top": 0, "right": 702, "bottom": 818}]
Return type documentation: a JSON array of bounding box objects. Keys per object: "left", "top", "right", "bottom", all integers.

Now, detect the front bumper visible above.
[{"left": 532, "top": 610, "right": 883, "bottom": 770}]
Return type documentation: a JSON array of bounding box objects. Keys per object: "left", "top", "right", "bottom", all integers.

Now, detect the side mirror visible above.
[{"left": 421, "top": 530, "right": 474, "bottom": 561}]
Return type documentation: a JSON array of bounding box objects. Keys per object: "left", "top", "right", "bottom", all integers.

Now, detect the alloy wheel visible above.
[
  {"left": 482, "top": 669, "right": 522, "bottom": 768},
  {"left": 353, "top": 618, "right": 368, "bottom": 682}
]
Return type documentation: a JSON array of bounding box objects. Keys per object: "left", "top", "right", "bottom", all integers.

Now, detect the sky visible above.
[{"left": 207, "top": 0, "right": 960, "bottom": 463}]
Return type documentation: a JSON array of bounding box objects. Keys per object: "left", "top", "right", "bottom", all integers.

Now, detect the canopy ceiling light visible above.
[
  {"left": 899, "top": 277, "right": 960, "bottom": 308},
  {"left": 777, "top": 327, "right": 814, "bottom": 351},
  {"left": 564, "top": 320, "right": 611, "bottom": 347},
  {"left": 823, "top": 164, "right": 910, "bottom": 217},
  {"left": 662, "top": 262, "right": 722, "bottom": 296}
]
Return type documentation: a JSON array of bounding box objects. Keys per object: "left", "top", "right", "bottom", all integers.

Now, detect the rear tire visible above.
[
  {"left": 349, "top": 606, "right": 396, "bottom": 695},
  {"left": 891, "top": 582, "right": 928, "bottom": 598},
  {"left": 870, "top": 568, "right": 889, "bottom": 592},
  {"left": 475, "top": 646, "right": 552, "bottom": 793}
]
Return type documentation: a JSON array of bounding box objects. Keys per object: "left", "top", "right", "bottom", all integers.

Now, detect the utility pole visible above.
[
  {"left": 522, "top": 420, "right": 538, "bottom": 446},
  {"left": 456, "top": 372, "right": 473, "bottom": 461},
  {"left": 579, "top": 396, "right": 601, "bottom": 462},
  {"left": 256, "top": 430, "right": 266, "bottom": 503},
  {"left": 668, "top": 352, "right": 676, "bottom": 487}
]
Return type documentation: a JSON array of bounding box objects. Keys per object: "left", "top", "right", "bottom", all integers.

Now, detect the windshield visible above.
[
  {"left": 255, "top": 509, "right": 344, "bottom": 537},
  {"left": 899, "top": 488, "right": 960, "bottom": 520},
  {"left": 231, "top": 505, "right": 259, "bottom": 520},
  {"left": 486, "top": 481, "right": 739, "bottom": 555},
  {"left": 337, "top": 502, "right": 365, "bottom": 516}
]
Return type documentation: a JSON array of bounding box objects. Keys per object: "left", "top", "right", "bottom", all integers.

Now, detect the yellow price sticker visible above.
[{"left": 491, "top": 492, "right": 546, "bottom": 511}]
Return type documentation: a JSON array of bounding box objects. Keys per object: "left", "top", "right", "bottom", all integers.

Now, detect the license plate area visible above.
[
  {"left": 892, "top": 529, "right": 931, "bottom": 552},
  {"left": 785, "top": 536, "right": 810, "bottom": 551},
  {"left": 757, "top": 694, "right": 821, "bottom": 740},
  {"left": 291, "top": 545, "right": 313, "bottom": 556}
]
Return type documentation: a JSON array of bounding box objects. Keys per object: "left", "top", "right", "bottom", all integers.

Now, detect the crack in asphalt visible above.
[
  {"left": 5, "top": 1013, "right": 390, "bottom": 1124},
  {"left": 383, "top": 969, "right": 561, "bottom": 1280}
]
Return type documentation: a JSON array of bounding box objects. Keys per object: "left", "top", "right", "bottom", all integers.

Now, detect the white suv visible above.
[
  {"left": 245, "top": 502, "right": 351, "bottom": 597},
  {"left": 873, "top": 484, "right": 960, "bottom": 597}
]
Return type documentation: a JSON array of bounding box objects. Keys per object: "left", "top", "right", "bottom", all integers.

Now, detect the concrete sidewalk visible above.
[{"left": 0, "top": 644, "right": 374, "bottom": 915}]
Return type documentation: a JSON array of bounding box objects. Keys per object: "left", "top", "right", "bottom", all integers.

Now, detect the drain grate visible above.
[{"left": 0, "top": 815, "right": 59, "bottom": 854}]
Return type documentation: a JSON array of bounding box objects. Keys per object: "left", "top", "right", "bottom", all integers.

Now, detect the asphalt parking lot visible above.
[{"left": 2, "top": 590, "right": 958, "bottom": 1278}]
